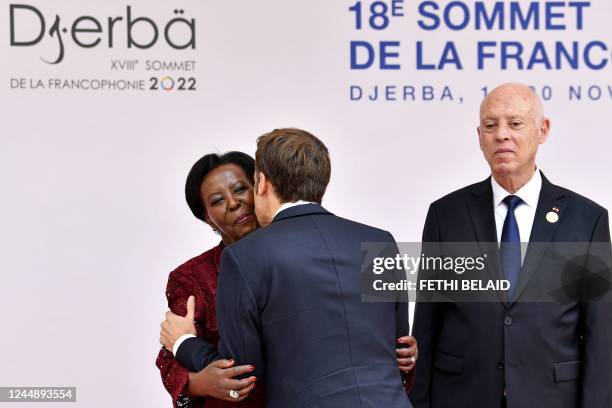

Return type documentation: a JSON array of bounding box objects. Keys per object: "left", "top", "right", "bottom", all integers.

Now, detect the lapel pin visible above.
[{"left": 546, "top": 211, "right": 559, "bottom": 223}]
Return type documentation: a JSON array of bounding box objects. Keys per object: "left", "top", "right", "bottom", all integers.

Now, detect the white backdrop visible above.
[{"left": 1, "top": 0, "right": 611, "bottom": 406}]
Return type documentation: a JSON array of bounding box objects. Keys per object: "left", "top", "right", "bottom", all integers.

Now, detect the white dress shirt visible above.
[
  {"left": 272, "top": 200, "right": 317, "bottom": 220},
  {"left": 172, "top": 200, "right": 317, "bottom": 356},
  {"left": 491, "top": 169, "right": 542, "bottom": 263}
]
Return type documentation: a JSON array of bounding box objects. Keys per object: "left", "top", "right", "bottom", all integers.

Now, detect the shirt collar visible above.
[
  {"left": 272, "top": 200, "right": 316, "bottom": 220},
  {"left": 491, "top": 168, "right": 542, "bottom": 209}
]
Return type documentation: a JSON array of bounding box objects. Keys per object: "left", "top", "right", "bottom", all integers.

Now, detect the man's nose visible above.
[{"left": 495, "top": 125, "right": 511, "bottom": 140}]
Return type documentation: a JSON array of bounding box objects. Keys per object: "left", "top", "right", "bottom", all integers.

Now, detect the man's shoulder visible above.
[
  {"left": 226, "top": 225, "right": 269, "bottom": 254},
  {"left": 321, "top": 213, "right": 395, "bottom": 242},
  {"left": 430, "top": 179, "right": 489, "bottom": 209},
  {"left": 550, "top": 182, "right": 607, "bottom": 214},
  {"left": 229, "top": 212, "right": 395, "bottom": 255},
  {"left": 427, "top": 175, "right": 608, "bottom": 215},
  {"left": 225, "top": 218, "right": 305, "bottom": 257}
]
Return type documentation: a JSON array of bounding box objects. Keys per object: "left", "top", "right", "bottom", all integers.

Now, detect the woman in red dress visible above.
[
  {"left": 156, "top": 151, "right": 418, "bottom": 407},
  {"left": 156, "top": 152, "right": 263, "bottom": 407}
]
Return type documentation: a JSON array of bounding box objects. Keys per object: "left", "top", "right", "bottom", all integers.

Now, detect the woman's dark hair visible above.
[{"left": 185, "top": 151, "right": 255, "bottom": 222}]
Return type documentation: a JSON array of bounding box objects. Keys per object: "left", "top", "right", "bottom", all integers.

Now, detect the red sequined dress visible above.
[{"left": 155, "top": 243, "right": 265, "bottom": 408}]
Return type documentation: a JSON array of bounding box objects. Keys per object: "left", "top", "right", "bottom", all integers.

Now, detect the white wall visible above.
[{"left": 1, "top": 0, "right": 610, "bottom": 406}]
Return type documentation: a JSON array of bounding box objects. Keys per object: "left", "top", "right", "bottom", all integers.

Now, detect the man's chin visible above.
[{"left": 491, "top": 162, "right": 516, "bottom": 176}]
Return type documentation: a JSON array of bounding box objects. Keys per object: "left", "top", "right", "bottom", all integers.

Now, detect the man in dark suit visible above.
[
  {"left": 409, "top": 83, "right": 612, "bottom": 408},
  {"left": 169, "top": 129, "right": 413, "bottom": 407}
]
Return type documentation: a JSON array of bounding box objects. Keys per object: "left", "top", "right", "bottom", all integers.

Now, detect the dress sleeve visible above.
[
  {"left": 155, "top": 347, "right": 194, "bottom": 407},
  {"left": 402, "top": 370, "right": 415, "bottom": 393},
  {"left": 156, "top": 265, "right": 210, "bottom": 407}
]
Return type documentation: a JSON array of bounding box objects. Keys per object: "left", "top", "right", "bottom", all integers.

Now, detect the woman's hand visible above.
[
  {"left": 187, "top": 359, "right": 257, "bottom": 402},
  {"left": 396, "top": 335, "right": 418, "bottom": 373}
]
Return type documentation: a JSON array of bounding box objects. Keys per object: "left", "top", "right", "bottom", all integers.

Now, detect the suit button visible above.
[
  {"left": 497, "top": 361, "right": 505, "bottom": 369},
  {"left": 504, "top": 316, "right": 513, "bottom": 326}
]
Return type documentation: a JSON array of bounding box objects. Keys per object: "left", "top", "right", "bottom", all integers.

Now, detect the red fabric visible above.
[
  {"left": 155, "top": 243, "right": 265, "bottom": 408},
  {"left": 403, "top": 370, "right": 415, "bottom": 393}
]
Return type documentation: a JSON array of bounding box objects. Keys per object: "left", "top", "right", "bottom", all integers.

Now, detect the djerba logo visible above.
[{"left": 9, "top": 4, "right": 196, "bottom": 64}]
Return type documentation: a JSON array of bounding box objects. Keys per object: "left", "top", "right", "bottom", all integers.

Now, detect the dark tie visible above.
[{"left": 501, "top": 195, "right": 523, "bottom": 296}]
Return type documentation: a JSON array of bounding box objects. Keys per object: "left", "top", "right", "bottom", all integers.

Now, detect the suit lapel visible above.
[
  {"left": 510, "top": 174, "right": 566, "bottom": 304},
  {"left": 467, "top": 178, "right": 508, "bottom": 307}
]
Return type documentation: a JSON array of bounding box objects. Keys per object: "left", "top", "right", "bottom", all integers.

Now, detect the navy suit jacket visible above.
[
  {"left": 409, "top": 173, "right": 612, "bottom": 408},
  {"left": 178, "top": 204, "right": 412, "bottom": 408}
]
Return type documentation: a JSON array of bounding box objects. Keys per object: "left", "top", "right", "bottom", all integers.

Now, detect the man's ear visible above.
[
  {"left": 255, "top": 171, "right": 267, "bottom": 196},
  {"left": 477, "top": 126, "right": 483, "bottom": 150},
  {"left": 538, "top": 118, "right": 551, "bottom": 145}
]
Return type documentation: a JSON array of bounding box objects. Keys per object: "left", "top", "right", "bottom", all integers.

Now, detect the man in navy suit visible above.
[
  {"left": 409, "top": 83, "right": 612, "bottom": 408},
  {"left": 169, "top": 128, "right": 413, "bottom": 407}
]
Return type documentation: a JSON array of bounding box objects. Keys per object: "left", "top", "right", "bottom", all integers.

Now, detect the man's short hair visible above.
[{"left": 255, "top": 128, "right": 331, "bottom": 204}]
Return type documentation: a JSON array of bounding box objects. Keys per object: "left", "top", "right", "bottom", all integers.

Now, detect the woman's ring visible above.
[{"left": 229, "top": 389, "right": 240, "bottom": 400}]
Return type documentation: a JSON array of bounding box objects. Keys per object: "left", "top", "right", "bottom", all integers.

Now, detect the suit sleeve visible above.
[
  {"left": 215, "top": 246, "right": 265, "bottom": 379},
  {"left": 382, "top": 231, "right": 411, "bottom": 337},
  {"left": 174, "top": 336, "right": 221, "bottom": 373},
  {"left": 384, "top": 231, "right": 414, "bottom": 392},
  {"left": 580, "top": 209, "right": 612, "bottom": 408},
  {"left": 409, "top": 203, "right": 444, "bottom": 408},
  {"left": 396, "top": 278, "right": 414, "bottom": 393}
]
